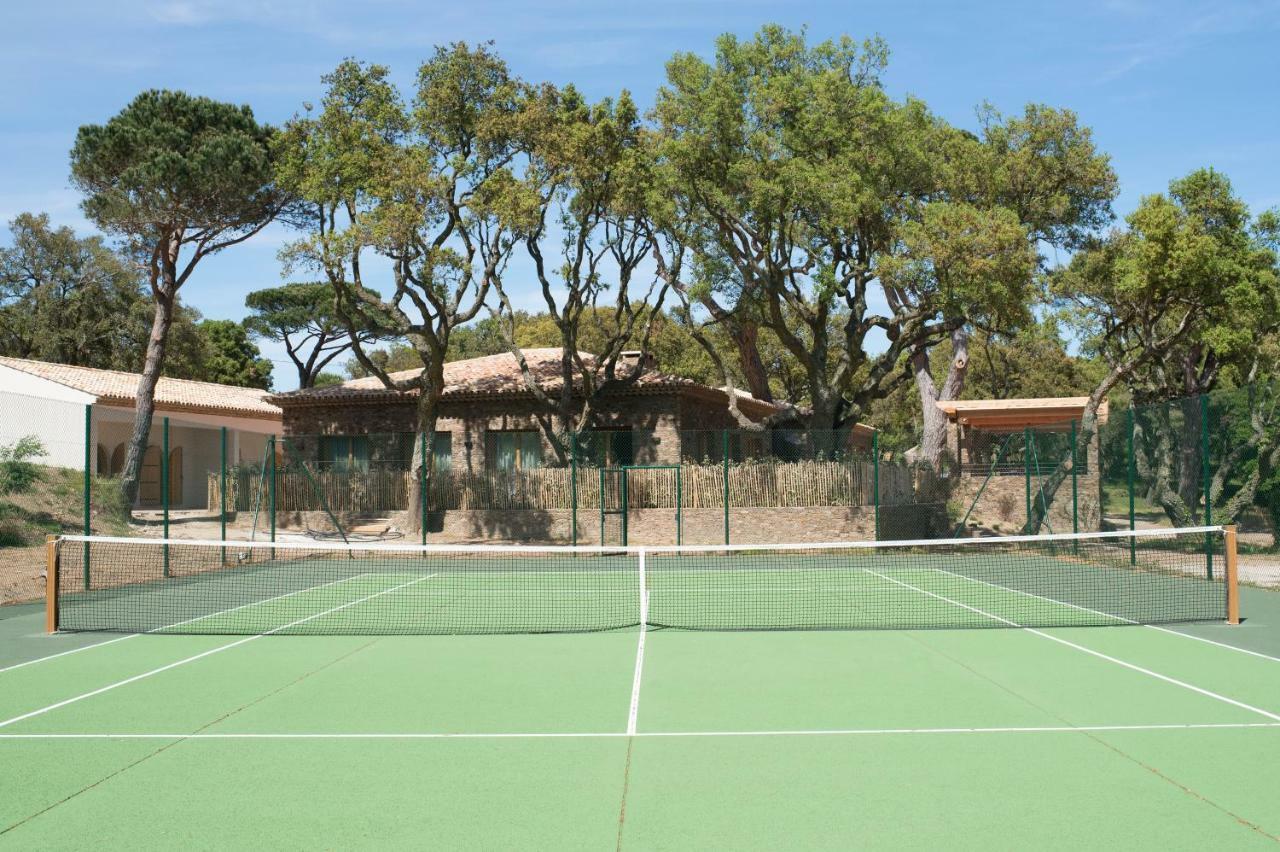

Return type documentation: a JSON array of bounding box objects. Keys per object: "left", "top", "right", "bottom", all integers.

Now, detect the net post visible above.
[
  {"left": 1224, "top": 524, "right": 1240, "bottom": 625},
  {"left": 45, "top": 535, "right": 59, "bottom": 634},
  {"left": 872, "top": 432, "right": 880, "bottom": 541},
  {"left": 420, "top": 430, "right": 428, "bottom": 546},
  {"left": 162, "top": 416, "right": 170, "bottom": 578},
  {"left": 1127, "top": 406, "right": 1136, "bottom": 566},
  {"left": 219, "top": 426, "right": 227, "bottom": 565},
  {"left": 570, "top": 432, "right": 578, "bottom": 547},
  {"left": 82, "top": 404, "right": 91, "bottom": 590},
  {"left": 722, "top": 429, "right": 730, "bottom": 545},
  {"left": 1202, "top": 394, "right": 1212, "bottom": 580}
]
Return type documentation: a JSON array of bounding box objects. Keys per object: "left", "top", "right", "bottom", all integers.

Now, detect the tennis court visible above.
[{"left": 2, "top": 527, "right": 1279, "bottom": 848}]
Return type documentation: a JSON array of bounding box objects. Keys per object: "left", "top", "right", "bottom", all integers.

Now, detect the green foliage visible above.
[
  {"left": 0, "top": 436, "right": 47, "bottom": 496},
  {"left": 70, "top": 90, "right": 284, "bottom": 245},
  {"left": 651, "top": 25, "right": 1112, "bottom": 429},
  {"left": 313, "top": 371, "right": 344, "bottom": 387},
  {"left": 1058, "top": 168, "right": 1280, "bottom": 401},
  {"left": 186, "top": 320, "right": 273, "bottom": 389},
  {"left": 245, "top": 282, "right": 355, "bottom": 388},
  {"left": 0, "top": 213, "right": 205, "bottom": 373}
]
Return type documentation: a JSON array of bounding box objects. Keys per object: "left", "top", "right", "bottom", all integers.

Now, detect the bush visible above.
[{"left": 0, "top": 436, "right": 47, "bottom": 495}]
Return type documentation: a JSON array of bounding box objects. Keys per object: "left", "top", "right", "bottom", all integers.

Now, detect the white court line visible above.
[
  {"left": 0, "top": 575, "right": 435, "bottom": 730},
  {"left": 1, "top": 722, "right": 1277, "bottom": 740},
  {"left": 626, "top": 551, "right": 649, "bottom": 736},
  {"left": 926, "top": 565, "right": 1280, "bottom": 665},
  {"left": 862, "top": 568, "right": 1280, "bottom": 723},
  {"left": 0, "top": 572, "right": 375, "bottom": 676}
]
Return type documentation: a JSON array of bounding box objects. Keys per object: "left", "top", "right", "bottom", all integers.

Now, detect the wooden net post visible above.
[
  {"left": 1225, "top": 525, "right": 1240, "bottom": 625},
  {"left": 45, "top": 534, "right": 59, "bottom": 634}
]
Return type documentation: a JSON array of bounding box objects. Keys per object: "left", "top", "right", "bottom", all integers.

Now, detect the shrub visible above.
[{"left": 0, "top": 436, "right": 47, "bottom": 495}]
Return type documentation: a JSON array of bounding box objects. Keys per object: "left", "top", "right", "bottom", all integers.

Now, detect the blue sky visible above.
[{"left": 2, "top": 0, "right": 1278, "bottom": 389}]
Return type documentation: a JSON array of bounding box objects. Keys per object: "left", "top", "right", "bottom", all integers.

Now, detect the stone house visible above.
[
  {"left": 266, "top": 349, "right": 883, "bottom": 545},
  {"left": 269, "top": 348, "right": 875, "bottom": 472}
]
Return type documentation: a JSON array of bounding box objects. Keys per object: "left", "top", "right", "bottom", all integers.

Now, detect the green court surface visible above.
[{"left": 2, "top": 572, "right": 1279, "bottom": 848}]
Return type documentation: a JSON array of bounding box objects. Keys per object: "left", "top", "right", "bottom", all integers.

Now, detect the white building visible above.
[{"left": 0, "top": 357, "right": 281, "bottom": 509}]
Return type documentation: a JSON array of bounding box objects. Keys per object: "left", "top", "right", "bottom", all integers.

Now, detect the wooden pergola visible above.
[{"left": 936, "top": 397, "right": 1109, "bottom": 473}]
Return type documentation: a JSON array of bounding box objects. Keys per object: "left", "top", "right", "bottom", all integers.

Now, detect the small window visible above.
[
  {"left": 432, "top": 432, "right": 452, "bottom": 473},
  {"left": 319, "top": 436, "right": 369, "bottom": 472},
  {"left": 582, "top": 429, "right": 634, "bottom": 467},
  {"left": 486, "top": 430, "right": 543, "bottom": 471}
]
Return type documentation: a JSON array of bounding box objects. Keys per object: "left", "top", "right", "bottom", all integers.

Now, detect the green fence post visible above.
[
  {"left": 1023, "top": 426, "right": 1032, "bottom": 529},
  {"left": 676, "top": 466, "right": 683, "bottom": 546},
  {"left": 872, "top": 432, "right": 880, "bottom": 541},
  {"left": 722, "top": 429, "right": 730, "bottom": 545},
  {"left": 1070, "top": 419, "right": 1078, "bottom": 536},
  {"left": 420, "top": 431, "right": 428, "bottom": 546},
  {"left": 220, "top": 427, "right": 227, "bottom": 541},
  {"left": 570, "top": 433, "right": 578, "bottom": 547},
  {"left": 269, "top": 435, "right": 277, "bottom": 549},
  {"left": 1201, "top": 394, "right": 1212, "bottom": 579},
  {"left": 83, "top": 405, "right": 91, "bottom": 590},
  {"left": 162, "top": 416, "right": 170, "bottom": 578},
  {"left": 1128, "top": 406, "right": 1136, "bottom": 565}
]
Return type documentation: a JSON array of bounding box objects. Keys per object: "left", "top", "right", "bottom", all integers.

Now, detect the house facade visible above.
[
  {"left": 0, "top": 357, "right": 281, "bottom": 509},
  {"left": 269, "top": 349, "right": 874, "bottom": 472}
]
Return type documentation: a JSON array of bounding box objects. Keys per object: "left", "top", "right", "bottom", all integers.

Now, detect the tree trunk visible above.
[
  {"left": 118, "top": 291, "right": 174, "bottom": 515},
  {"left": 914, "top": 328, "right": 969, "bottom": 471},
  {"left": 730, "top": 319, "right": 773, "bottom": 403},
  {"left": 407, "top": 376, "right": 442, "bottom": 535}
]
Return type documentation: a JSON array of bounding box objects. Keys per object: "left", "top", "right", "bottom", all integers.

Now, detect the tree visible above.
[
  {"left": 244, "top": 282, "right": 367, "bottom": 388},
  {"left": 1117, "top": 171, "right": 1280, "bottom": 527},
  {"left": 0, "top": 212, "right": 213, "bottom": 375},
  {"left": 1033, "top": 168, "right": 1280, "bottom": 531},
  {"left": 0, "top": 213, "right": 150, "bottom": 368},
  {"left": 70, "top": 90, "right": 290, "bottom": 513},
  {"left": 489, "top": 83, "right": 671, "bottom": 458},
  {"left": 278, "top": 48, "right": 525, "bottom": 532},
  {"left": 190, "top": 319, "right": 273, "bottom": 389},
  {"left": 649, "top": 26, "right": 1038, "bottom": 446},
  {"left": 907, "top": 104, "right": 1116, "bottom": 470}
]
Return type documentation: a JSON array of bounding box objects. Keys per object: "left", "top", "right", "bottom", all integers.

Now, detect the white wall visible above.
[
  {"left": 0, "top": 389, "right": 92, "bottom": 470},
  {"left": 94, "top": 414, "right": 275, "bottom": 508}
]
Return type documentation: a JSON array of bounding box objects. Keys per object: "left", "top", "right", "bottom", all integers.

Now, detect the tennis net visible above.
[{"left": 47, "top": 527, "right": 1236, "bottom": 635}]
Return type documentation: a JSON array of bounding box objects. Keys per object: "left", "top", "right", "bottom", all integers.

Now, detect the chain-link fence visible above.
[
  {"left": 28, "top": 383, "right": 1280, "bottom": 569},
  {"left": 196, "top": 426, "right": 951, "bottom": 547}
]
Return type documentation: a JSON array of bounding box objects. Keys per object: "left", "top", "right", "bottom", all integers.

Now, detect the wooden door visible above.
[
  {"left": 139, "top": 446, "right": 161, "bottom": 506},
  {"left": 168, "top": 447, "right": 183, "bottom": 507}
]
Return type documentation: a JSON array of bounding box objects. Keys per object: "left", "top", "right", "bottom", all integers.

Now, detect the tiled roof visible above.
[
  {"left": 936, "top": 397, "right": 1093, "bottom": 414},
  {"left": 0, "top": 356, "right": 282, "bottom": 419},
  {"left": 271, "top": 348, "right": 780, "bottom": 412}
]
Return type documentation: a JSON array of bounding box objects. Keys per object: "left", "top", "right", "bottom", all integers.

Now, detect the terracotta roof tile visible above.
[
  {"left": 271, "top": 348, "right": 709, "bottom": 404},
  {"left": 0, "top": 356, "right": 281, "bottom": 419}
]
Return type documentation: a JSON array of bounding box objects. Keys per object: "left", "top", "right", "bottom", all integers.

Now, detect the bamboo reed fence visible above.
[{"left": 208, "top": 457, "right": 931, "bottom": 515}]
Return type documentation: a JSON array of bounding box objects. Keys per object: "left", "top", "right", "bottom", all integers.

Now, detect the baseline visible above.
[{"left": 1, "top": 722, "right": 1278, "bottom": 740}]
